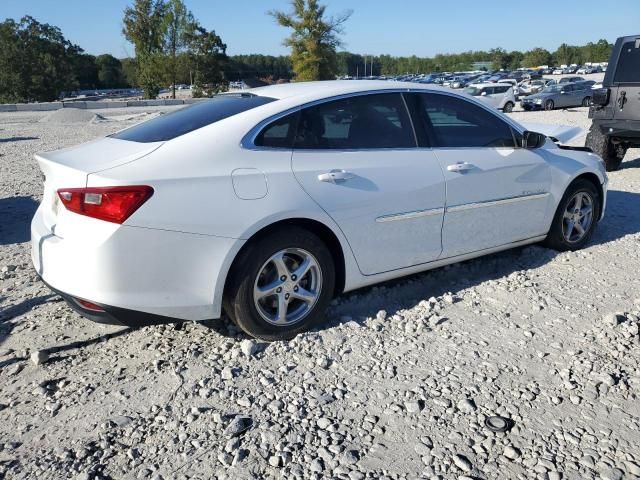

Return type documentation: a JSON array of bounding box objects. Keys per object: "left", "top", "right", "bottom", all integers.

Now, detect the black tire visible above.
[
  {"left": 585, "top": 125, "right": 625, "bottom": 171},
  {"left": 544, "top": 100, "right": 554, "bottom": 111},
  {"left": 224, "top": 227, "right": 335, "bottom": 341},
  {"left": 582, "top": 96, "right": 591, "bottom": 107},
  {"left": 544, "top": 179, "right": 601, "bottom": 251},
  {"left": 502, "top": 101, "right": 514, "bottom": 113}
]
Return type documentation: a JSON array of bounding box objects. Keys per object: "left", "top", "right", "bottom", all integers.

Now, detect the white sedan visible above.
[{"left": 31, "top": 81, "right": 608, "bottom": 340}]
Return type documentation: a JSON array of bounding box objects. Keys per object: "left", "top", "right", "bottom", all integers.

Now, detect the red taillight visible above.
[
  {"left": 57, "top": 186, "right": 154, "bottom": 224},
  {"left": 74, "top": 298, "right": 105, "bottom": 313}
]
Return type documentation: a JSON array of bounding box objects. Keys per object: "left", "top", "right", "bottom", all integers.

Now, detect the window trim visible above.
[{"left": 240, "top": 88, "right": 526, "bottom": 151}]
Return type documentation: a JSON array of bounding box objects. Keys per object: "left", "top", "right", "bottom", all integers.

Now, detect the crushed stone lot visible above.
[{"left": 1, "top": 105, "right": 640, "bottom": 480}]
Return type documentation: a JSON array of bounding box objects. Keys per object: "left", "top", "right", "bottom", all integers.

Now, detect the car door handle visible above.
[
  {"left": 318, "top": 169, "right": 355, "bottom": 183},
  {"left": 447, "top": 162, "right": 474, "bottom": 173}
]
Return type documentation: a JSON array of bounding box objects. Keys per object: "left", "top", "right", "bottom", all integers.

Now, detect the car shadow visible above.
[
  {"left": 0, "top": 196, "right": 39, "bottom": 245},
  {"left": 0, "top": 294, "right": 58, "bottom": 349},
  {"left": 621, "top": 156, "right": 640, "bottom": 170},
  {"left": 0, "top": 320, "right": 135, "bottom": 368},
  {"left": 0, "top": 136, "right": 39, "bottom": 143}
]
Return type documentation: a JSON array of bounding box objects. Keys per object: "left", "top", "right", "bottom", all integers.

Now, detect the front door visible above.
[
  {"left": 291, "top": 92, "right": 446, "bottom": 275},
  {"left": 414, "top": 92, "right": 553, "bottom": 258}
]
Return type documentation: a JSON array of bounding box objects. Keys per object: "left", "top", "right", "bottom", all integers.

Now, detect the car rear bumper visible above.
[
  {"left": 31, "top": 204, "right": 240, "bottom": 323},
  {"left": 39, "top": 275, "right": 179, "bottom": 327}
]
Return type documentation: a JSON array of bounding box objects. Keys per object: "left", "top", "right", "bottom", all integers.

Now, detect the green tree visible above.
[
  {"left": 521, "top": 47, "right": 552, "bottom": 68},
  {"left": 270, "top": 0, "right": 352, "bottom": 81},
  {"left": 122, "top": 0, "right": 167, "bottom": 98},
  {"left": 120, "top": 57, "right": 138, "bottom": 87},
  {"left": 0, "top": 16, "right": 84, "bottom": 102},
  {"left": 95, "top": 54, "right": 125, "bottom": 88},
  {"left": 162, "top": 0, "right": 193, "bottom": 98},
  {"left": 186, "top": 22, "right": 227, "bottom": 97}
]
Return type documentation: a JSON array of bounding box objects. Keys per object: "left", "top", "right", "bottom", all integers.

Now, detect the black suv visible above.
[{"left": 586, "top": 35, "right": 640, "bottom": 171}]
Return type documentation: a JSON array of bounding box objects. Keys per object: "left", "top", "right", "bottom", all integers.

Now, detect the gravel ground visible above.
[{"left": 1, "top": 104, "right": 640, "bottom": 480}]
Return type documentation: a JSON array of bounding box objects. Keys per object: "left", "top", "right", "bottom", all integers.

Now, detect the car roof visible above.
[{"left": 247, "top": 80, "right": 451, "bottom": 102}]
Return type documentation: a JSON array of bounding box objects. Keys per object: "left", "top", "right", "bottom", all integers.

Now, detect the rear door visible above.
[
  {"left": 612, "top": 37, "right": 640, "bottom": 121},
  {"left": 413, "top": 92, "right": 553, "bottom": 258},
  {"left": 291, "top": 92, "right": 446, "bottom": 275}
]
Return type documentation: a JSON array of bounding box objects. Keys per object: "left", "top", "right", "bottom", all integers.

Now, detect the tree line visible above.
[{"left": 0, "top": 0, "right": 614, "bottom": 104}]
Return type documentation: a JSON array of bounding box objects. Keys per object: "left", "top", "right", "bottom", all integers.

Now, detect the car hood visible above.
[{"left": 519, "top": 121, "right": 584, "bottom": 143}]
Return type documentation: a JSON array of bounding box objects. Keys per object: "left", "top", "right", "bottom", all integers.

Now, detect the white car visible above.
[
  {"left": 31, "top": 81, "right": 608, "bottom": 340},
  {"left": 463, "top": 83, "right": 516, "bottom": 112}
]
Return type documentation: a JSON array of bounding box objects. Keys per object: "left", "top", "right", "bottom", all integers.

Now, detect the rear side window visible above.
[
  {"left": 254, "top": 112, "right": 299, "bottom": 148},
  {"left": 417, "top": 93, "right": 516, "bottom": 148},
  {"left": 294, "top": 93, "right": 415, "bottom": 149},
  {"left": 495, "top": 86, "right": 510, "bottom": 94},
  {"left": 614, "top": 40, "right": 640, "bottom": 83},
  {"left": 111, "top": 94, "right": 276, "bottom": 143}
]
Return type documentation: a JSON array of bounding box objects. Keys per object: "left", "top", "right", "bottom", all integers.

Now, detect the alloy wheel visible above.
[
  {"left": 562, "top": 191, "right": 594, "bottom": 243},
  {"left": 253, "top": 248, "right": 322, "bottom": 326}
]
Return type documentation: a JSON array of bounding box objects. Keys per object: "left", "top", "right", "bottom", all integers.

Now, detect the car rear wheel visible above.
[
  {"left": 544, "top": 100, "right": 554, "bottom": 111},
  {"left": 582, "top": 96, "right": 591, "bottom": 107},
  {"left": 503, "top": 101, "right": 514, "bottom": 113},
  {"left": 544, "top": 179, "right": 600, "bottom": 251},
  {"left": 224, "top": 227, "right": 335, "bottom": 341}
]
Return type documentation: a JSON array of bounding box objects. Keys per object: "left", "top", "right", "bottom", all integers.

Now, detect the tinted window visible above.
[
  {"left": 495, "top": 86, "right": 510, "bottom": 94},
  {"left": 417, "top": 93, "right": 516, "bottom": 148},
  {"left": 614, "top": 40, "right": 640, "bottom": 83},
  {"left": 294, "top": 93, "right": 415, "bottom": 149},
  {"left": 562, "top": 85, "right": 574, "bottom": 92},
  {"left": 254, "top": 112, "right": 299, "bottom": 148},
  {"left": 112, "top": 94, "right": 276, "bottom": 143}
]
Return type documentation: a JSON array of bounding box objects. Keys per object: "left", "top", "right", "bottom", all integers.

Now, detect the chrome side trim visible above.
[
  {"left": 446, "top": 192, "right": 550, "bottom": 213},
  {"left": 376, "top": 207, "right": 444, "bottom": 223}
]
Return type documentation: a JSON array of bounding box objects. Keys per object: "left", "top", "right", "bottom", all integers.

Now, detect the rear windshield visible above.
[
  {"left": 614, "top": 40, "right": 640, "bottom": 83},
  {"left": 111, "top": 94, "right": 276, "bottom": 143}
]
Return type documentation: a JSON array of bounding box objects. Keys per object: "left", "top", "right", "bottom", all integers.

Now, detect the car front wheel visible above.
[
  {"left": 502, "top": 101, "right": 514, "bottom": 113},
  {"left": 544, "top": 100, "right": 554, "bottom": 111},
  {"left": 544, "top": 179, "right": 600, "bottom": 251},
  {"left": 224, "top": 227, "right": 335, "bottom": 341}
]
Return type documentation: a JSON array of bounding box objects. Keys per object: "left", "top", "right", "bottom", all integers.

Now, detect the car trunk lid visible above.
[{"left": 35, "top": 137, "right": 162, "bottom": 234}]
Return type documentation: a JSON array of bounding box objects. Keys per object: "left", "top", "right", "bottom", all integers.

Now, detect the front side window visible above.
[
  {"left": 294, "top": 93, "right": 415, "bottom": 149},
  {"left": 417, "top": 93, "right": 516, "bottom": 148},
  {"left": 112, "top": 94, "right": 276, "bottom": 143},
  {"left": 614, "top": 40, "right": 640, "bottom": 83}
]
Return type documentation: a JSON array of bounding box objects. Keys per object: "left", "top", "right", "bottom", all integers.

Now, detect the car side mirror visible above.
[
  {"left": 522, "top": 131, "right": 546, "bottom": 149},
  {"left": 481, "top": 91, "right": 487, "bottom": 96},
  {"left": 560, "top": 90, "right": 566, "bottom": 94}
]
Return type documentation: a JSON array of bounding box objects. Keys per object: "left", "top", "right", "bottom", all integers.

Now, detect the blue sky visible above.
[{"left": 3, "top": 0, "right": 639, "bottom": 58}]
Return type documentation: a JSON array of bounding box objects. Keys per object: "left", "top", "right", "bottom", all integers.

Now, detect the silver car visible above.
[
  {"left": 521, "top": 81, "right": 594, "bottom": 111},
  {"left": 463, "top": 83, "right": 516, "bottom": 112}
]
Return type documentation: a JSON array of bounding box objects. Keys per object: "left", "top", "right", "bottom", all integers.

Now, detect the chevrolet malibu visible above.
[{"left": 32, "top": 81, "right": 608, "bottom": 340}]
